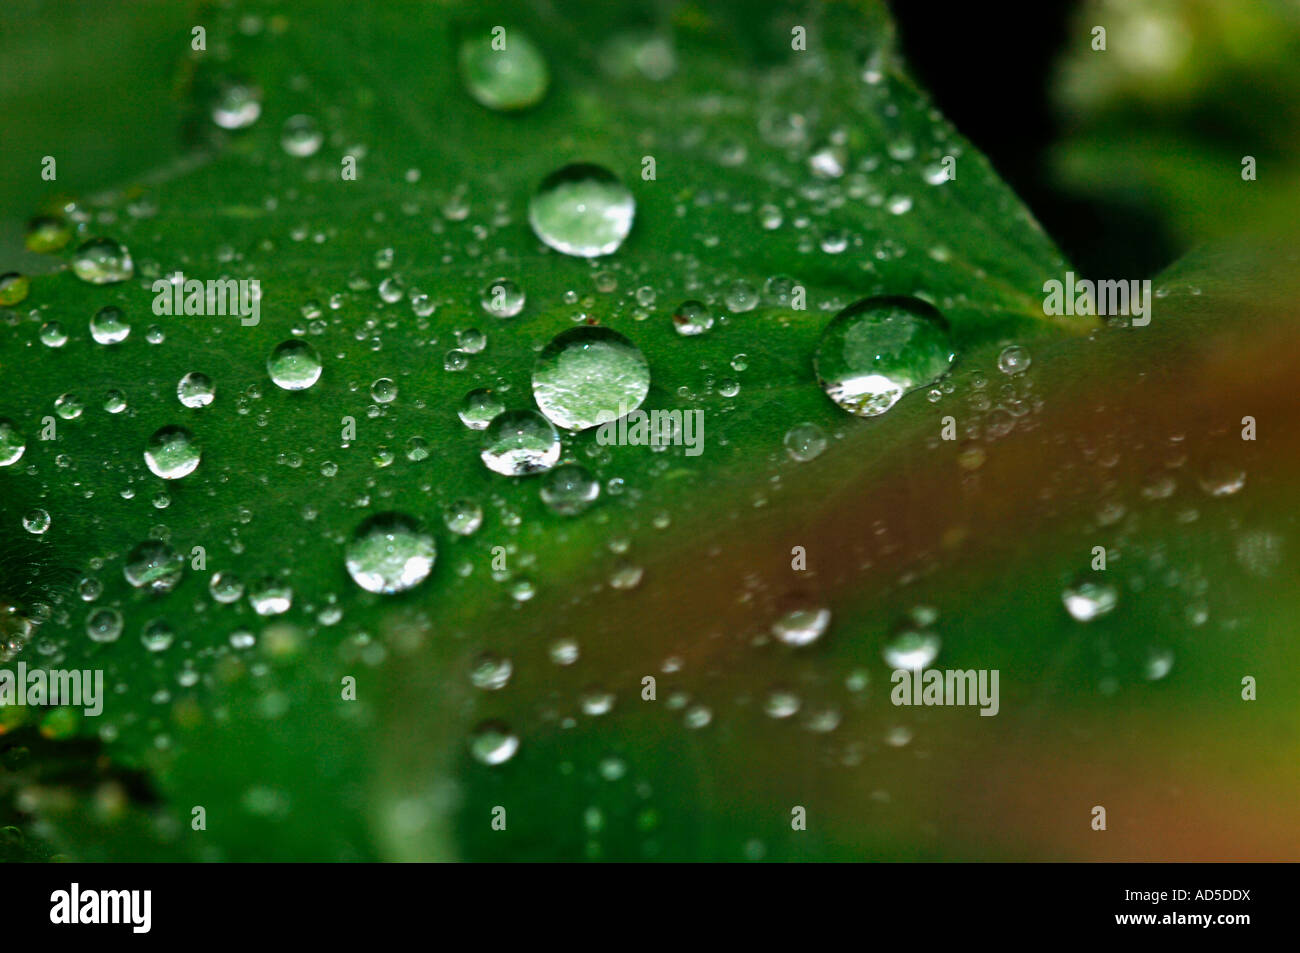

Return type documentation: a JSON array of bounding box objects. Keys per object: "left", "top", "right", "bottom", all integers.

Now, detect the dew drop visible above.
[
  {"left": 124, "top": 540, "right": 184, "bottom": 592},
  {"left": 280, "top": 114, "right": 323, "bottom": 157},
  {"left": 22, "top": 509, "right": 50, "bottom": 535},
  {"left": 443, "top": 499, "right": 484, "bottom": 536},
  {"left": 540, "top": 463, "right": 600, "bottom": 515},
  {"left": 267, "top": 340, "right": 323, "bottom": 391},
  {"left": 459, "top": 30, "right": 549, "bottom": 111},
  {"left": 0, "top": 273, "right": 29, "bottom": 306},
  {"left": 144, "top": 426, "right": 201, "bottom": 480},
  {"left": 345, "top": 512, "right": 436, "bottom": 594},
  {"left": 783, "top": 423, "right": 828, "bottom": 462},
  {"left": 1062, "top": 576, "right": 1118, "bottom": 622},
  {"left": 529, "top": 163, "right": 635, "bottom": 258},
  {"left": 772, "top": 606, "right": 830, "bottom": 647},
  {"left": 532, "top": 326, "right": 650, "bottom": 431},
  {"left": 480, "top": 410, "right": 561, "bottom": 475},
  {"left": 177, "top": 372, "right": 215, "bottom": 408},
  {"left": 0, "top": 420, "right": 26, "bottom": 467},
  {"left": 458, "top": 388, "right": 505, "bottom": 430},
  {"left": 814, "top": 295, "right": 956, "bottom": 417},
  {"left": 882, "top": 629, "right": 941, "bottom": 669},
  {"left": 480, "top": 278, "right": 525, "bottom": 318},
  {"left": 469, "top": 720, "right": 519, "bottom": 765},
  {"left": 86, "top": 608, "right": 124, "bottom": 644},
  {"left": 72, "top": 238, "right": 134, "bottom": 284}
]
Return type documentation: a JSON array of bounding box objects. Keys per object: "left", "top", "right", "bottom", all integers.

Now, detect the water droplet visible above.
[
  {"left": 248, "top": 578, "right": 292, "bottom": 616},
  {"left": 997, "top": 345, "right": 1031, "bottom": 375},
  {"left": 22, "top": 508, "right": 50, "bottom": 535},
  {"left": 459, "top": 30, "right": 549, "bottom": 111},
  {"left": 72, "top": 238, "right": 134, "bottom": 284},
  {"left": 480, "top": 278, "right": 525, "bottom": 317},
  {"left": 0, "top": 273, "right": 29, "bottom": 306},
  {"left": 280, "top": 114, "right": 323, "bottom": 156},
  {"left": 0, "top": 420, "right": 26, "bottom": 467},
  {"left": 1144, "top": 647, "right": 1174, "bottom": 681},
  {"left": 1198, "top": 459, "right": 1246, "bottom": 497},
  {"left": 532, "top": 326, "right": 650, "bottom": 431},
  {"left": 541, "top": 463, "right": 600, "bottom": 515},
  {"left": 40, "top": 321, "right": 67, "bottom": 347},
  {"left": 54, "top": 393, "right": 83, "bottom": 420},
  {"left": 671, "top": 300, "right": 714, "bottom": 336},
  {"left": 724, "top": 279, "right": 759, "bottom": 313},
  {"left": 141, "top": 619, "right": 174, "bottom": 652},
  {"left": 267, "top": 340, "right": 322, "bottom": 391},
  {"left": 345, "top": 512, "right": 436, "bottom": 594},
  {"left": 772, "top": 606, "right": 830, "bottom": 647},
  {"left": 370, "top": 378, "right": 397, "bottom": 404},
  {"left": 212, "top": 82, "right": 262, "bottom": 129},
  {"left": 177, "top": 372, "right": 215, "bottom": 408},
  {"left": 25, "top": 216, "right": 71, "bottom": 253},
  {"left": 529, "top": 163, "right": 634, "bottom": 258},
  {"left": 470, "top": 652, "right": 513, "bottom": 690},
  {"left": 814, "top": 296, "right": 956, "bottom": 416},
  {"left": 86, "top": 608, "right": 123, "bottom": 644},
  {"left": 764, "top": 687, "right": 802, "bottom": 718},
  {"left": 144, "top": 426, "right": 201, "bottom": 480},
  {"left": 1062, "top": 576, "right": 1118, "bottom": 622},
  {"left": 480, "top": 410, "right": 561, "bottom": 475},
  {"left": 124, "top": 540, "right": 184, "bottom": 592},
  {"left": 783, "top": 423, "right": 827, "bottom": 462},
  {"left": 209, "top": 571, "right": 245, "bottom": 604},
  {"left": 458, "top": 388, "right": 505, "bottom": 430},
  {"left": 469, "top": 720, "right": 519, "bottom": 765},
  {"left": 882, "top": 629, "right": 941, "bottom": 669},
  {"left": 443, "top": 499, "right": 484, "bottom": 536}
]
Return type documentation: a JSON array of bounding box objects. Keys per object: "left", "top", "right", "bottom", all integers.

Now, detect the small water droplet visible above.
[
  {"left": 469, "top": 720, "right": 519, "bottom": 765},
  {"left": 1062, "top": 576, "right": 1117, "bottom": 622},
  {"left": 772, "top": 606, "right": 830, "bottom": 647},
  {"left": 540, "top": 463, "right": 600, "bottom": 515},
  {"left": 267, "top": 340, "right": 323, "bottom": 391}
]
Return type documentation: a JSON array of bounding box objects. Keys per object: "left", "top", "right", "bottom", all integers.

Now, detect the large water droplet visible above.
[
  {"left": 529, "top": 163, "right": 634, "bottom": 258},
  {"left": 532, "top": 326, "right": 650, "bottom": 431},
  {"left": 459, "top": 29, "right": 549, "bottom": 111},
  {"left": 72, "top": 238, "right": 134, "bottom": 284},
  {"left": 480, "top": 410, "right": 561, "bottom": 475},
  {"left": 267, "top": 340, "right": 323, "bottom": 391},
  {"left": 814, "top": 295, "right": 956, "bottom": 416},
  {"left": 345, "top": 512, "right": 436, "bottom": 594},
  {"left": 144, "top": 426, "right": 201, "bottom": 480},
  {"left": 0, "top": 273, "right": 29, "bottom": 306}
]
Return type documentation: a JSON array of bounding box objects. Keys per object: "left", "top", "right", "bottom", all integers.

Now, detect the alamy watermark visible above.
[
  {"left": 152, "top": 270, "right": 260, "bottom": 326},
  {"left": 0, "top": 663, "right": 103, "bottom": 716},
  {"left": 891, "top": 667, "right": 999, "bottom": 716},
  {"left": 1043, "top": 271, "right": 1151, "bottom": 326},
  {"left": 595, "top": 402, "right": 704, "bottom": 457}
]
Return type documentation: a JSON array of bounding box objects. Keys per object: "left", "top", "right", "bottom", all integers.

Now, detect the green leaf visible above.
[{"left": 2, "top": 0, "right": 1294, "bottom": 861}]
